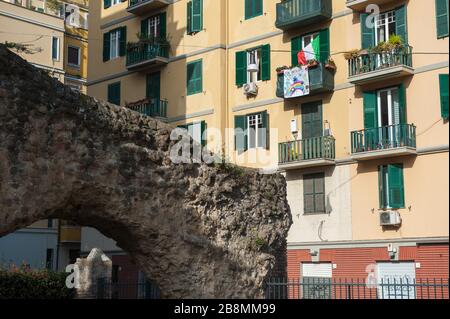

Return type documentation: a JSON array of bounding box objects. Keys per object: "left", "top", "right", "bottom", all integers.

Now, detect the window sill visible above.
[
  {"left": 68, "top": 64, "right": 81, "bottom": 69},
  {"left": 303, "top": 212, "right": 327, "bottom": 216}
]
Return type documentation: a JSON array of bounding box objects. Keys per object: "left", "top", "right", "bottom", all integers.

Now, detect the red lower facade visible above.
[{"left": 286, "top": 243, "right": 449, "bottom": 299}]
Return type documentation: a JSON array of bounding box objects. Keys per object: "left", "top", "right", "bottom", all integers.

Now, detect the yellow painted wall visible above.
[
  {"left": 86, "top": 0, "right": 449, "bottom": 242},
  {"left": 0, "top": 0, "right": 65, "bottom": 79}
]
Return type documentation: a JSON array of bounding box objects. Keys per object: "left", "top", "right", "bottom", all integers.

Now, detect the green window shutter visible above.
[
  {"left": 191, "top": 0, "right": 203, "bottom": 33},
  {"left": 361, "top": 13, "right": 375, "bottom": 49},
  {"left": 141, "top": 18, "right": 149, "bottom": 37},
  {"left": 245, "top": 0, "right": 262, "bottom": 20},
  {"left": 235, "top": 51, "right": 247, "bottom": 87},
  {"left": 388, "top": 164, "right": 405, "bottom": 209},
  {"left": 259, "top": 111, "right": 269, "bottom": 149},
  {"left": 398, "top": 83, "right": 407, "bottom": 124},
  {"left": 436, "top": 0, "right": 449, "bottom": 38},
  {"left": 363, "top": 91, "right": 378, "bottom": 129},
  {"left": 440, "top": 74, "right": 449, "bottom": 118},
  {"left": 378, "top": 166, "right": 387, "bottom": 209},
  {"left": 291, "top": 36, "right": 302, "bottom": 66},
  {"left": 319, "top": 28, "right": 330, "bottom": 64},
  {"left": 235, "top": 115, "right": 248, "bottom": 152},
  {"left": 303, "top": 173, "right": 325, "bottom": 214},
  {"left": 302, "top": 102, "right": 323, "bottom": 139},
  {"left": 187, "top": 60, "right": 202, "bottom": 95},
  {"left": 160, "top": 12, "right": 167, "bottom": 39},
  {"left": 119, "top": 27, "right": 127, "bottom": 57},
  {"left": 187, "top": 1, "right": 192, "bottom": 34},
  {"left": 245, "top": 0, "right": 252, "bottom": 19},
  {"left": 107, "top": 82, "right": 121, "bottom": 106},
  {"left": 104, "top": 0, "right": 111, "bottom": 9},
  {"left": 200, "top": 120, "right": 207, "bottom": 147},
  {"left": 103, "top": 32, "right": 111, "bottom": 62},
  {"left": 261, "top": 44, "right": 271, "bottom": 81},
  {"left": 395, "top": 5, "right": 408, "bottom": 44}
]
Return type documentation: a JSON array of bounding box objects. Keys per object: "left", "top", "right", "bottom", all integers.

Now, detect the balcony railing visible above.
[
  {"left": 128, "top": 0, "right": 170, "bottom": 14},
  {"left": 276, "top": 63, "right": 335, "bottom": 98},
  {"left": 276, "top": 0, "right": 332, "bottom": 30},
  {"left": 279, "top": 136, "right": 335, "bottom": 164},
  {"left": 126, "top": 43, "right": 169, "bottom": 69},
  {"left": 348, "top": 46, "right": 413, "bottom": 81},
  {"left": 351, "top": 124, "right": 416, "bottom": 154},
  {"left": 127, "top": 98, "right": 168, "bottom": 118}
]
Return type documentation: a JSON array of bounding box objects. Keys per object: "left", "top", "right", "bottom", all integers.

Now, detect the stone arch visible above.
[{"left": 0, "top": 45, "right": 291, "bottom": 298}]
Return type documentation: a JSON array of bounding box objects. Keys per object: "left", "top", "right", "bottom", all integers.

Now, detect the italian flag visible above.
[{"left": 297, "top": 36, "right": 320, "bottom": 66}]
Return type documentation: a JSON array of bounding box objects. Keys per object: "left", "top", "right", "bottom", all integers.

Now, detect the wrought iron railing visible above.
[
  {"left": 96, "top": 278, "right": 160, "bottom": 299},
  {"left": 127, "top": 98, "right": 168, "bottom": 118},
  {"left": 275, "top": 0, "right": 332, "bottom": 28},
  {"left": 276, "top": 63, "right": 335, "bottom": 98},
  {"left": 279, "top": 136, "right": 335, "bottom": 164},
  {"left": 265, "top": 278, "right": 449, "bottom": 300},
  {"left": 348, "top": 45, "right": 413, "bottom": 77},
  {"left": 351, "top": 124, "right": 416, "bottom": 154},
  {"left": 126, "top": 43, "right": 169, "bottom": 67},
  {"left": 128, "top": 0, "right": 152, "bottom": 8}
]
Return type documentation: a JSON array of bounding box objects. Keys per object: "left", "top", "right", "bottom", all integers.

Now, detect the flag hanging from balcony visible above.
[
  {"left": 283, "top": 66, "right": 310, "bottom": 99},
  {"left": 297, "top": 36, "right": 320, "bottom": 66}
]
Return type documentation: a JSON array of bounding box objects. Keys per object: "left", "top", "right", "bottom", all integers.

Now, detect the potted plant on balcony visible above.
[
  {"left": 276, "top": 65, "right": 290, "bottom": 75},
  {"left": 324, "top": 57, "right": 337, "bottom": 72},
  {"left": 307, "top": 59, "right": 319, "bottom": 68},
  {"left": 343, "top": 49, "right": 361, "bottom": 60}
]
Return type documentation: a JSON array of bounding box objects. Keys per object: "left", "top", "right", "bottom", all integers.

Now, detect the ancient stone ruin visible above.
[{"left": 0, "top": 44, "right": 292, "bottom": 298}]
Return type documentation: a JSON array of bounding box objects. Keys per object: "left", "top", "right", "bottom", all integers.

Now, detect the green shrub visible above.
[{"left": 0, "top": 269, "right": 75, "bottom": 299}]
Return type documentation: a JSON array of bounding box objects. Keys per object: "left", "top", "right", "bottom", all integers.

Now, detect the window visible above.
[
  {"left": 247, "top": 48, "right": 261, "bottom": 84},
  {"left": 178, "top": 121, "right": 207, "bottom": 146},
  {"left": 375, "top": 11, "right": 396, "bottom": 45},
  {"left": 379, "top": 164, "right": 405, "bottom": 209},
  {"left": 187, "top": 60, "right": 202, "bottom": 95},
  {"left": 52, "top": 36, "right": 60, "bottom": 61},
  {"left": 107, "top": 82, "right": 121, "bottom": 106},
  {"left": 187, "top": 0, "right": 203, "bottom": 34},
  {"left": 104, "top": 0, "right": 121, "bottom": 9},
  {"left": 235, "top": 44, "right": 270, "bottom": 86},
  {"left": 377, "top": 87, "right": 400, "bottom": 127},
  {"left": 436, "top": 0, "right": 449, "bottom": 38},
  {"left": 234, "top": 111, "right": 269, "bottom": 152},
  {"left": 440, "top": 74, "right": 449, "bottom": 118},
  {"left": 148, "top": 15, "right": 161, "bottom": 38},
  {"left": 47, "top": 218, "right": 53, "bottom": 228},
  {"left": 245, "top": 0, "right": 263, "bottom": 20},
  {"left": 67, "top": 46, "right": 80, "bottom": 67},
  {"left": 46, "top": 248, "right": 54, "bottom": 270},
  {"left": 360, "top": 6, "right": 407, "bottom": 48},
  {"left": 301, "top": 102, "right": 323, "bottom": 139},
  {"left": 291, "top": 29, "right": 329, "bottom": 65},
  {"left": 303, "top": 173, "right": 325, "bottom": 214},
  {"left": 103, "top": 27, "right": 126, "bottom": 62},
  {"left": 141, "top": 13, "right": 166, "bottom": 40},
  {"left": 110, "top": 29, "right": 120, "bottom": 59}
]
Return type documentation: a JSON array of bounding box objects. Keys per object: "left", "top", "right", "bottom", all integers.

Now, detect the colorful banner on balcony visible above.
[{"left": 283, "top": 66, "right": 310, "bottom": 98}]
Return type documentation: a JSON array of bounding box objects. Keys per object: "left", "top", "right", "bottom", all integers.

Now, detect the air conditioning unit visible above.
[
  {"left": 247, "top": 63, "right": 259, "bottom": 73},
  {"left": 380, "top": 211, "right": 402, "bottom": 226},
  {"left": 243, "top": 82, "right": 258, "bottom": 96}
]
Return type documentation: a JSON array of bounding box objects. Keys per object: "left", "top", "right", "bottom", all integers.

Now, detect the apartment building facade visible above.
[
  {"left": 0, "top": 0, "right": 90, "bottom": 271},
  {"left": 87, "top": 0, "right": 449, "bottom": 291}
]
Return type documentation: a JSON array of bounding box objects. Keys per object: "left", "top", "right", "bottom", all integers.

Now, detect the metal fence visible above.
[
  {"left": 95, "top": 279, "right": 161, "bottom": 299},
  {"left": 265, "top": 278, "right": 449, "bottom": 300}
]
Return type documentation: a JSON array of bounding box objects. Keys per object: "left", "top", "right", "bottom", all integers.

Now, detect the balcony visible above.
[
  {"left": 126, "top": 98, "right": 168, "bottom": 120},
  {"left": 351, "top": 124, "right": 417, "bottom": 161},
  {"left": 346, "top": 0, "right": 394, "bottom": 11},
  {"left": 275, "top": 0, "right": 332, "bottom": 30},
  {"left": 126, "top": 43, "right": 169, "bottom": 71},
  {"left": 278, "top": 136, "right": 336, "bottom": 170},
  {"left": 348, "top": 46, "right": 414, "bottom": 85},
  {"left": 276, "top": 63, "right": 335, "bottom": 99},
  {"left": 127, "top": 0, "right": 170, "bottom": 15}
]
